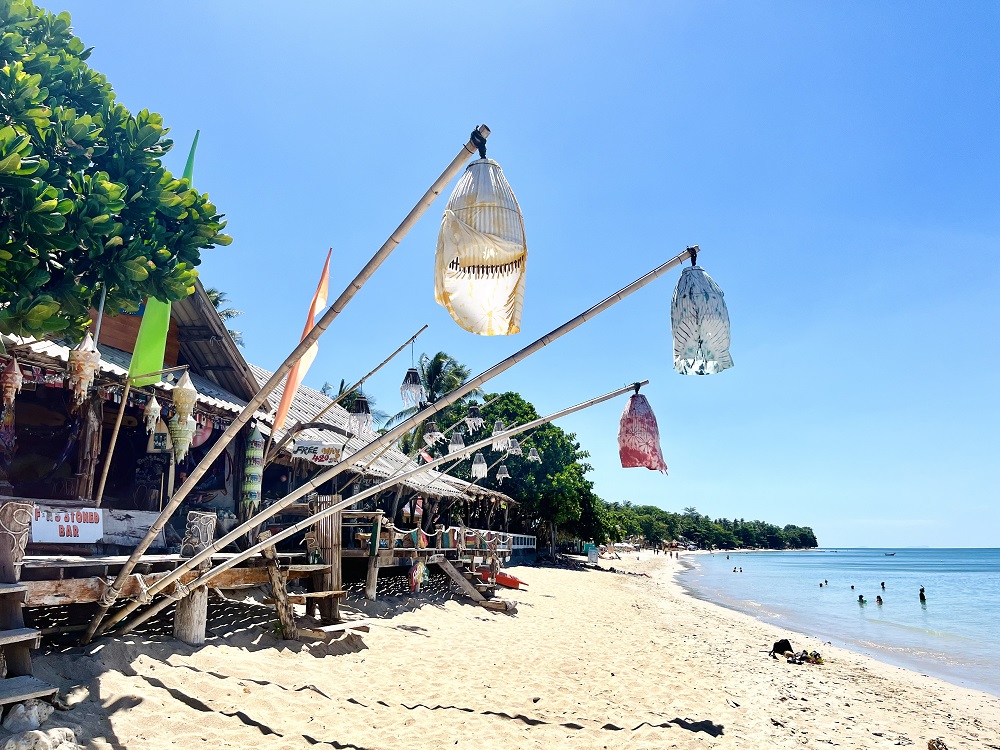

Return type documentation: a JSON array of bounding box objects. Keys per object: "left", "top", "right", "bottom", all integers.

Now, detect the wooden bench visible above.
[{"left": 265, "top": 590, "right": 346, "bottom": 606}]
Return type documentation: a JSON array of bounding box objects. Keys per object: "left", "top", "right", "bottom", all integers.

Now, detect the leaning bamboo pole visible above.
[
  {"left": 92, "top": 244, "right": 697, "bottom": 637},
  {"left": 112, "top": 381, "right": 646, "bottom": 636},
  {"left": 80, "top": 125, "right": 492, "bottom": 644}
]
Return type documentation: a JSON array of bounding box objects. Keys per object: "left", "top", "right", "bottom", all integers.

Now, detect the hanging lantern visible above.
[
  {"left": 423, "top": 420, "right": 445, "bottom": 446},
  {"left": 491, "top": 420, "right": 509, "bottom": 452},
  {"left": 434, "top": 156, "right": 527, "bottom": 336},
  {"left": 169, "top": 414, "right": 197, "bottom": 462},
  {"left": 507, "top": 438, "right": 522, "bottom": 456},
  {"left": 448, "top": 430, "right": 465, "bottom": 456},
  {"left": 400, "top": 368, "right": 426, "bottom": 407},
  {"left": 172, "top": 371, "right": 199, "bottom": 422},
  {"left": 143, "top": 396, "right": 162, "bottom": 435},
  {"left": 67, "top": 333, "right": 100, "bottom": 405},
  {"left": 471, "top": 453, "right": 488, "bottom": 479},
  {"left": 348, "top": 394, "right": 373, "bottom": 435},
  {"left": 464, "top": 404, "right": 485, "bottom": 432},
  {"left": 527, "top": 447, "right": 541, "bottom": 463},
  {"left": 618, "top": 393, "right": 667, "bottom": 474},
  {"left": 671, "top": 259, "right": 733, "bottom": 376},
  {"left": 242, "top": 424, "right": 265, "bottom": 513},
  {"left": 496, "top": 464, "right": 511, "bottom": 485},
  {"left": 1, "top": 356, "right": 23, "bottom": 410}
]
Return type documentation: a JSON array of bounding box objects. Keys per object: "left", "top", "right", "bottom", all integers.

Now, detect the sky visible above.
[{"left": 50, "top": 1, "right": 999, "bottom": 547}]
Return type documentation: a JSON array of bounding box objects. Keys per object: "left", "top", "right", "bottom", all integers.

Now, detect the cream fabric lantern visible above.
[
  {"left": 67, "top": 333, "right": 100, "bottom": 405},
  {"left": 171, "top": 371, "right": 199, "bottom": 422},
  {"left": 434, "top": 158, "right": 527, "bottom": 336}
]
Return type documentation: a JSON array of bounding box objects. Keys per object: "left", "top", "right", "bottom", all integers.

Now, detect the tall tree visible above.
[
  {"left": 204, "top": 286, "right": 244, "bottom": 347},
  {"left": 387, "top": 351, "right": 478, "bottom": 448},
  {"left": 0, "top": 1, "right": 231, "bottom": 340}
]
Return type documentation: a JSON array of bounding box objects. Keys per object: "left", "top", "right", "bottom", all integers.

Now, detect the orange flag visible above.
[{"left": 273, "top": 249, "right": 332, "bottom": 432}]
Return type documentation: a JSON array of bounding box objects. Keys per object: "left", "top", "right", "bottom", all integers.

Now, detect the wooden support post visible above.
[
  {"left": 0, "top": 501, "right": 35, "bottom": 676},
  {"left": 364, "top": 512, "right": 383, "bottom": 601},
  {"left": 174, "top": 511, "right": 216, "bottom": 646},
  {"left": 312, "top": 495, "right": 341, "bottom": 623},
  {"left": 75, "top": 394, "right": 103, "bottom": 501},
  {"left": 258, "top": 531, "right": 297, "bottom": 640}
]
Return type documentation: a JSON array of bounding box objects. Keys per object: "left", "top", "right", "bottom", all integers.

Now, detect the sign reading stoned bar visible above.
[
  {"left": 31, "top": 504, "right": 104, "bottom": 543},
  {"left": 290, "top": 441, "right": 343, "bottom": 465}
]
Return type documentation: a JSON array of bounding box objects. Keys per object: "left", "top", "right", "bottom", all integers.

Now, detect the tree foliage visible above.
[
  {"left": 0, "top": 1, "right": 231, "bottom": 339},
  {"left": 204, "top": 286, "right": 244, "bottom": 347}
]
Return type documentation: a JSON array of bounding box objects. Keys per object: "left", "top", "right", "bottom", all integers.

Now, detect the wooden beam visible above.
[{"left": 259, "top": 531, "right": 296, "bottom": 640}]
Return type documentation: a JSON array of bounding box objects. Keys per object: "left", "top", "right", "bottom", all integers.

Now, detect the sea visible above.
[{"left": 677, "top": 548, "right": 1000, "bottom": 696}]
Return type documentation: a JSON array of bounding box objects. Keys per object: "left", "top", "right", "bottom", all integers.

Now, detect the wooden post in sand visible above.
[
  {"left": 174, "top": 511, "right": 216, "bottom": 645},
  {"left": 313, "top": 495, "right": 342, "bottom": 623},
  {"left": 258, "top": 531, "right": 297, "bottom": 640},
  {"left": 364, "top": 512, "right": 383, "bottom": 601}
]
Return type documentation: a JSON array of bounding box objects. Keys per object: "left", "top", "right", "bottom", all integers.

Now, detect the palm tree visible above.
[
  {"left": 204, "top": 287, "right": 245, "bottom": 347},
  {"left": 385, "top": 351, "right": 479, "bottom": 449},
  {"left": 330, "top": 378, "right": 389, "bottom": 429}
]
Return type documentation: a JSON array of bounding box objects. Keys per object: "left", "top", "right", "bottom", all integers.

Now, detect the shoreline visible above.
[{"left": 23, "top": 550, "right": 1000, "bottom": 749}]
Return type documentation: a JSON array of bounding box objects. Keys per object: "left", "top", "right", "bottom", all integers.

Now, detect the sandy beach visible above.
[{"left": 23, "top": 552, "right": 1000, "bottom": 749}]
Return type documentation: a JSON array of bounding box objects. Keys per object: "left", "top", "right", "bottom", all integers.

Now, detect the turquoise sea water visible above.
[{"left": 677, "top": 548, "right": 1000, "bottom": 696}]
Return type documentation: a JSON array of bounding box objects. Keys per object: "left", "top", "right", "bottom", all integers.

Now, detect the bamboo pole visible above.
[
  {"left": 112, "top": 381, "right": 647, "bottom": 636},
  {"left": 80, "top": 125, "right": 491, "bottom": 644},
  {"left": 265, "top": 324, "right": 428, "bottom": 464},
  {"left": 93, "top": 246, "right": 697, "bottom": 638}
]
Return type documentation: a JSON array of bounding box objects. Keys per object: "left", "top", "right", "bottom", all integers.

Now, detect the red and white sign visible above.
[{"left": 31, "top": 505, "right": 104, "bottom": 543}]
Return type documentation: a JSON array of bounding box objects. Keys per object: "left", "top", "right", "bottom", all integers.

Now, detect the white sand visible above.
[{"left": 26, "top": 552, "right": 1000, "bottom": 749}]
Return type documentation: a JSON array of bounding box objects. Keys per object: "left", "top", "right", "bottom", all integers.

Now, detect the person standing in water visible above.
[
  {"left": 881, "top": 581, "right": 886, "bottom": 590},
  {"left": 876, "top": 595, "right": 883, "bottom": 605},
  {"left": 919, "top": 586, "right": 926, "bottom": 602}
]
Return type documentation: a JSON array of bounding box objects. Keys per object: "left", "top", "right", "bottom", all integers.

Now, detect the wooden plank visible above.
[
  {"left": 0, "top": 628, "right": 41, "bottom": 647},
  {"left": 0, "top": 582, "right": 27, "bottom": 595},
  {"left": 265, "top": 591, "right": 346, "bottom": 606},
  {"left": 0, "top": 676, "right": 58, "bottom": 706},
  {"left": 300, "top": 619, "right": 376, "bottom": 635},
  {"left": 102, "top": 509, "right": 168, "bottom": 548},
  {"left": 478, "top": 600, "right": 517, "bottom": 613},
  {"left": 435, "top": 558, "right": 485, "bottom": 603}
]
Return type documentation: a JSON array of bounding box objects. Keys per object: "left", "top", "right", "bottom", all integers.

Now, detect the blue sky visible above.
[{"left": 55, "top": 2, "right": 998, "bottom": 547}]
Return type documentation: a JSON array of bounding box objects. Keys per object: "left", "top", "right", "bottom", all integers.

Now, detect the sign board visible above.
[
  {"left": 587, "top": 548, "right": 599, "bottom": 564},
  {"left": 290, "top": 441, "right": 342, "bottom": 465},
  {"left": 31, "top": 505, "right": 104, "bottom": 543}
]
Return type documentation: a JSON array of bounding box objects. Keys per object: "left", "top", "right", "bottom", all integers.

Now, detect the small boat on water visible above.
[{"left": 884, "top": 553, "right": 896, "bottom": 556}]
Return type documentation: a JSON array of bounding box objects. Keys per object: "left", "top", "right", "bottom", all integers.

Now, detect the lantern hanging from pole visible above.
[
  {"left": 527, "top": 447, "right": 541, "bottom": 463},
  {"left": 172, "top": 371, "right": 199, "bottom": 422},
  {"left": 423, "top": 421, "right": 445, "bottom": 446},
  {"left": 671, "top": 255, "right": 734, "bottom": 376},
  {"left": 464, "top": 404, "right": 484, "bottom": 432},
  {"left": 618, "top": 393, "right": 667, "bottom": 474},
  {"left": 169, "top": 414, "right": 197, "bottom": 462},
  {"left": 143, "top": 396, "right": 162, "bottom": 434},
  {"left": 496, "top": 464, "right": 511, "bottom": 485},
  {"left": 67, "top": 333, "right": 100, "bottom": 405},
  {"left": 471, "top": 452, "right": 488, "bottom": 479},
  {"left": 400, "top": 368, "right": 426, "bottom": 407},
  {"left": 448, "top": 430, "right": 465, "bottom": 456},
  {"left": 434, "top": 155, "right": 527, "bottom": 336},
  {"left": 1, "top": 356, "right": 23, "bottom": 409},
  {"left": 508, "top": 438, "right": 522, "bottom": 456},
  {"left": 491, "top": 420, "right": 509, "bottom": 452},
  {"left": 241, "top": 424, "right": 265, "bottom": 513},
  {"left": 348, "top": 393, "right": 373, "bottom": 435}
]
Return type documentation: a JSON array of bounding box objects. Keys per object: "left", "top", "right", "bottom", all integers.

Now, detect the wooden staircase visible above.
[{"left": 434, "top": 557, "right": 516, "bottom": 613}]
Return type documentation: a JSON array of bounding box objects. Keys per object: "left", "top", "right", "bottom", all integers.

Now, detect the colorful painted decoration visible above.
[
  {"left": 1, "top": 356, "right": 23, "bottom": 409},
  {"left": 671, "top": 265, "right": 734, "bottom": 376},
  {"left": 471, "top": 452, "right": 488, "bottom": 479},
  {"left": 0, "top": 404, "right": 15, "bottom": 454},
  {"left": 491, "top": 420, "right": 509, "bottom": 452},
  {"left": 527, "top": 447, "right": 541, "bottom": 463},
  {"left": 146, "top": 418, "right": 173, "bottom": 454},
  {"left": 67, "top": 333, "right": 100, "bottom": 405},
  {"left": 241, "top": 424, "right": 265, "bottom": 513},
  {"left": 507, "top": 438, "right": 522, "bottom": 456},
  {"left": 400, "top": 368, "right": 426, "bottom": 407},
  {"left": 618, "top": 394, "right": 668, "bottom": 474},
  {"left": 448, "top": 430, "right": 465, "bottom": 456},
  {"left": 143, "top": 396, "right": 162, "bottom": 435},
  {"left": 464, "top": 404, "right": 485, "bottom": 432},
  {"left": 168, "top": 414, "right": 197, "bottom": 462},
  {"left": 434, "top": 158, "right": 527, "bottom": 336},
  {"left": 191, "top": 415, "right": 214, "bottom": 449},
  {"left": 496, "top": 464, "right": 511, "bottom": 485},
  {"left": 172, "top": 371, "right": 199, "bottom": 422}
]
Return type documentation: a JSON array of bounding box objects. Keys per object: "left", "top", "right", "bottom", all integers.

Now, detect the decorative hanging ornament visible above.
[
  {"left": 471, "top": 453, "right": 488, "bottom": 479},
  {"left": 527, "top": 447, "right": 542, "bottom": 463},
  {"left": 434, "top": 155, "right": 527, "bottom": 336},
  {"left": 147, "top": 418, "right": 172, "bottom": 454},
  {"left": 0, "top": 356, "right": 23, "bottom": 409},
  {"left": 448, "top": 430, "right": 465, "bottom": 456},
  {"left": 242, "top": 424, "right": 265, "bottom": 513},
  {"left": 143, "top": 395, "right": 162, "bottom": 434},
  {"left": 67, "top": 333, "right": 100, "bottom": 405},
  {"left": 507, "top": 438, "right": 522, "bottom": 456},
  {"left": 618, "top": 393, "right": 668, "bottom": 474},
  {"left": 172, "top": 371, "right": 199, "bottom": 422},
  {"left": 671, "top": 258, "right": 734, "bottom": 376},
  {"left": 348, "top": 393, "right": 373, "bottom": 435},
  {"left": 423, "top": 420, "right": 445, "bottom": 447},
  {"left": 169, "top": 414, "right": 197, "bottom": 462},
  {"left": 400, "top": 368, "right": 426, "bottom": 407},
  {"left": 496, "top": 464, "right": 511, "bottom": 485},
  {"left": 464, "top": 404, "right": 485, "bottom": 432},
  {"left": 491, "top": 420, "right": 509, "bottom": 452}
]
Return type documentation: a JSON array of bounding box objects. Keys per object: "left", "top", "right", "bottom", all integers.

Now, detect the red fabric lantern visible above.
[{"left": 618, "top": 394, "right": 667, "bottom": 474}]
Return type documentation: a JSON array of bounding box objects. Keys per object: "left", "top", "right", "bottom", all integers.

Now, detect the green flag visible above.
[{"left": 128, "top": 131, "right": 199, "bottom": 386}]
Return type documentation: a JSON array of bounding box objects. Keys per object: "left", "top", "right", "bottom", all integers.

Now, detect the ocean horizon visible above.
[{"left": 677, "top": 548, "right": 1000, "bottom": 697}]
